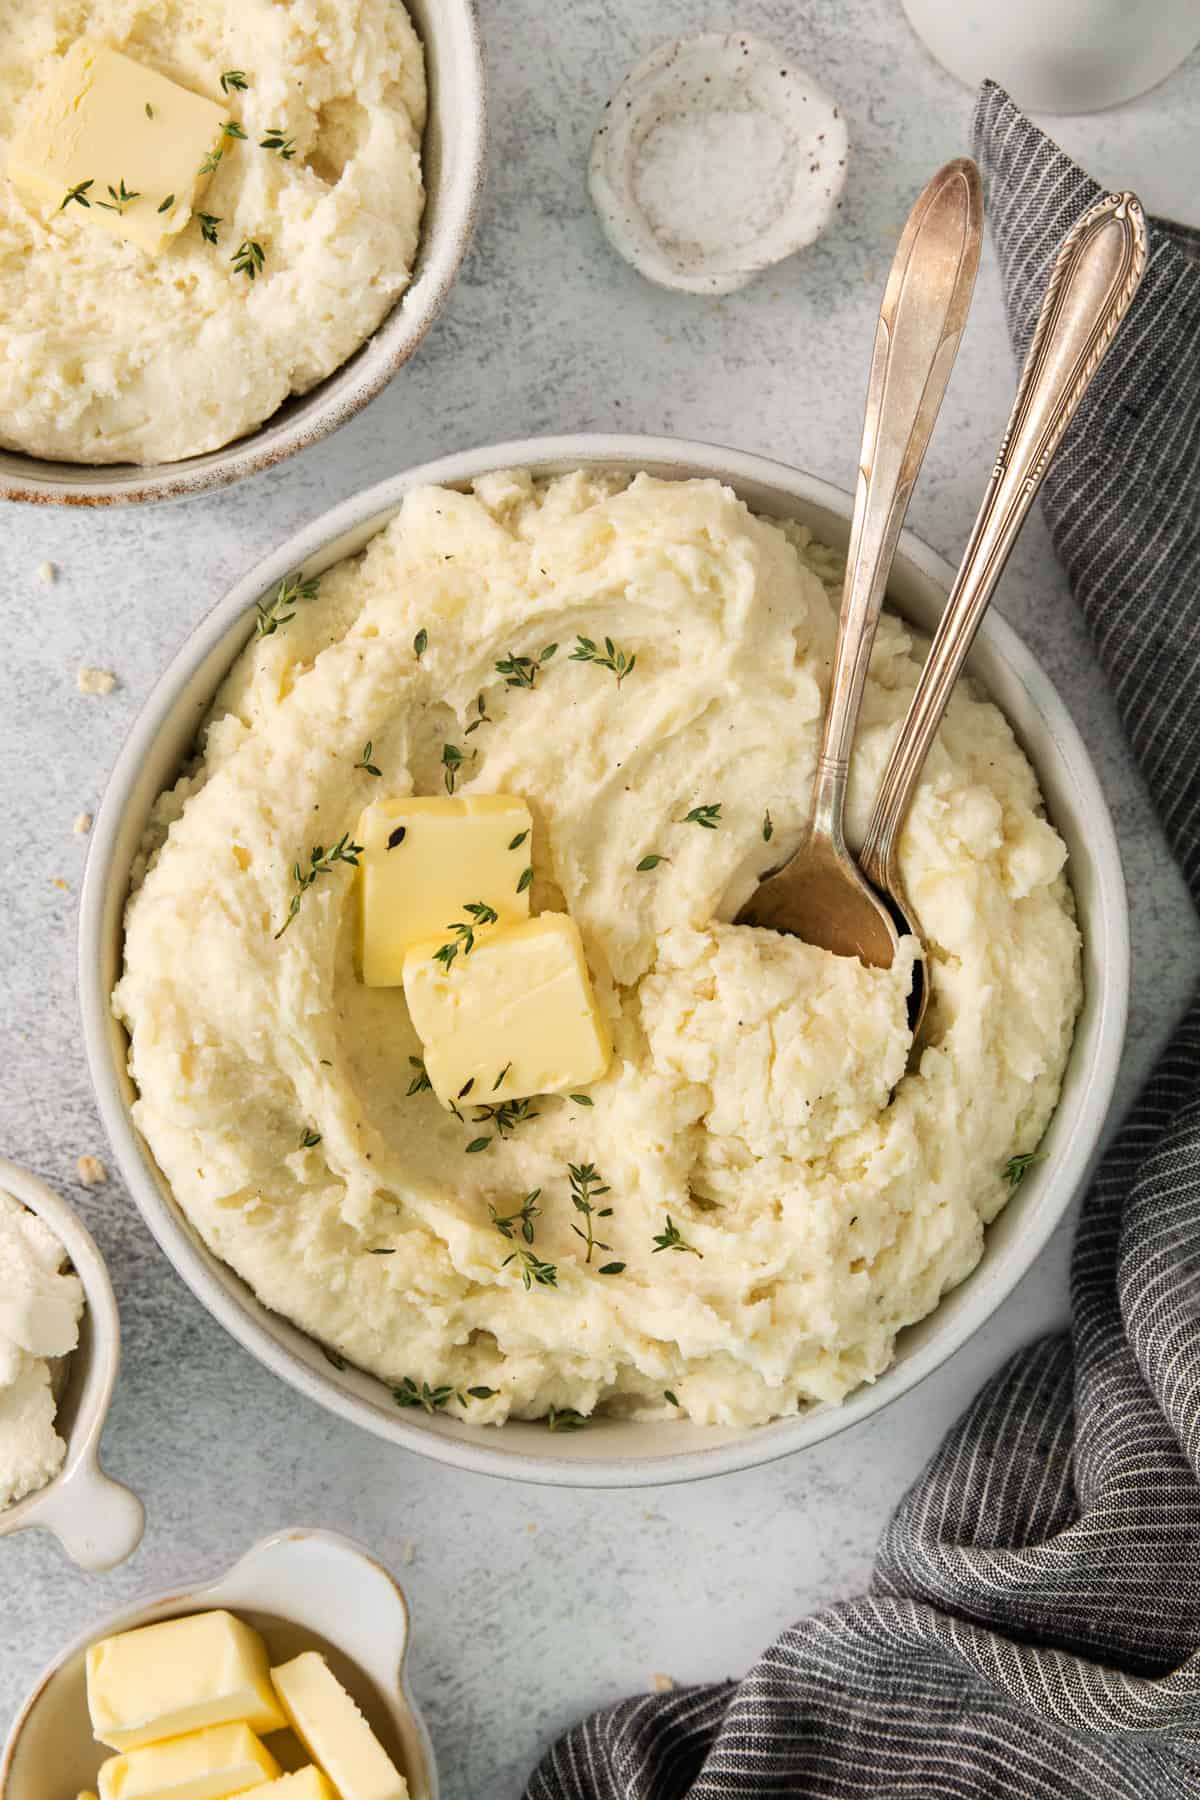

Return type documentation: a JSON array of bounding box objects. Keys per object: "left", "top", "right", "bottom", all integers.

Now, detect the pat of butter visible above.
[
  {"left": 87, "top": 1610, "right": 286, "bottom": 1752},
  {"left": 402, "top": 913, "right": 611, "bottom": 1108},
  {"left": 255, "top": 1772, "right": 336, "bottom": 1799},
  {"left": 270, "top": 1653, "right": 409, "bottom": 1800},
  {"left": 7, "top": 41, "right": 227, "bottom": 254},
  {"left": 97, "top": 1723, "right": 280, "bottom": 1800},
  {"left": 357, "top": 795, "right": 533, "bottom": 987}
]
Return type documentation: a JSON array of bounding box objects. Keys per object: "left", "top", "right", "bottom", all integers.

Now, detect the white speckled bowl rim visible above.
[
  {"left": 78, "top": 434, "right": 1130, "bottom": 1487},
  {"left": 0, "top": 0, "right": 486, "bottom": 507},
  {"left": 0, "top": 1528, "right": 437, "bottom": 1800}
]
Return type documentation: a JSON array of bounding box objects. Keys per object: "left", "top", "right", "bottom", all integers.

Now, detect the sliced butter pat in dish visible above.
[
  {"left": 96, "top": 1722, "right": 280, "bottom": 1800},
  {"left": 78, "top": 1792, "right": 100, "bottom": 1800},
  {"left": 254, "top": 1773, "right": 336, "bottom": 1799},
  {"left": 357, "top": 795, "right": 532, "bottom": 987},
  {"left": 403, "top": 913, "right": 611, "bottom": 1108},
  {"left": 7, "top": 41, "right": 227, "bottom": 254},
  {"left": 87, "top": 1610, "right": 286, "bottom": 1752},
  {"left": 271, "top": 1653, "right": 409, "bottom": 1800}
]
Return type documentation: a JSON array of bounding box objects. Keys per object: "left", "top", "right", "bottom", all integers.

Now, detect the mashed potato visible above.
[
  {"left": 0, "top": 1, "right": 425, "bottom": 464},
  {"left": 114, "top": 471, "right": 1082, "bottom": 1426}
]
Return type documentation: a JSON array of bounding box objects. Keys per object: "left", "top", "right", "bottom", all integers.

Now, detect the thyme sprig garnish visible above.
[
  {"left": 495, "top": 643, "right": 558, "bottom": 689},
  {"left": 546, "top": 1406, "right": 587, "bottom": 1432},
  {"left": 652, "top": 1215, "right": 702, "bottom": 1258},
  {"left": 275, "top": 832, "right": 362, "bottom": 938},
  {"left": 222, "top": 120, "right": 248, "bottom": 141},
  {"left": 677, "top": 803, "right": 722, "bottom": 829},
  {"left": 355, "top": 741, "right": 382, "bottom": 776},
  {"left": 393, "top": 1376, "right": 498, "bottom": 1413},
  {"left": 220, "top": 70, "right": 249, "bottom": 93},
  {"left": 490, "top": 1191, "right": 557, "bottom": 1289},
  {"left": 637, "top": 854, "right": 670, "bottom": 872},
  {"left": 407, "top": 1057, "right": 432, "bottom": 1096},
  {"left": 490, "top": 1189, "right": 541, "bottom": 1245},
  {"left": 96, "top": 179, "right": 140, "bottom": 214},
  {"left": 59, "top": 179, "right": 94, "bottom": 211},
  {"left": 255, "top": 569, "right": 320, "bottom": 636},
  {"left": 1004, "top": 1152, "right": 1044, "bottom": 1189},
  {"left": 232, "top": 237, "right": 265, "bottom": 280},
  {"left": 433, "top": 901, "right": 499, "bottom": 971},
  {"left": 260, "top": 129, "right": 297, "bottom": 160},
  {"left": 464, "top": 693, "right": 492, "bottom": 736},
  {"left": 200, "top": 120, "right": 248, "bottom": 176},
  {"left": 571, "top": 634, "right": 636, "bottom": 685},
  {"left": 441, "top": 741, "right": 476, "bottom": 794},
  {"left": 197, "top": 211, "right": 221, "bottom": 243},
  {"left": 568, "top": 1161, "right": 621, "bottom": 1271},
  {"left": 762, "top": 808, "right": 774, "bottom": 842},
  {"left": 469, "top": 1098, "right": 538, "bottom": 1150}
]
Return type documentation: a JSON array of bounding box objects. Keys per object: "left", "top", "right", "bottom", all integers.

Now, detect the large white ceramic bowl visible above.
[
  {"left": 78, "top": 435, "right": 1129, "bottom": 1487},
  {"left": 0, "top": 1529, "right": 437, "bottom": 1800},
  {"left": 0, "top": 1, "right": 486, "bottom": 507}
]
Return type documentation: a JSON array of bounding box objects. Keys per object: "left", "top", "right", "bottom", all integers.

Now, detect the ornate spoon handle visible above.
[
  {"left": 808, "top": 157, "right": 983, "bottom": 857},
  {"left": 859, "top": 190, "right": 1148, "bottom": 898}
]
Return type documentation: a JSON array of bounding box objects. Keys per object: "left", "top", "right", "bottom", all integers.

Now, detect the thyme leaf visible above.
[
  {"left": 260, "top": 129, "right": 297, "bottom": 160},
  {"left": 354, "top": 741, "right": 382, "bottom": 777},
  {"left": 441, "top": 741, "right": 476, "bottom": 794},
  {"left": 546, "top": 1406, "right": 587, "bottom": 1432},
  {"left": 433, "top": 901, "right": 499, "bottom": 971},
  {"left": 59, "top": 179, "right": 94, "bottom": 211},
  {"left": 96, "top": 179, "right": 140, "bottom": 214},
  {"left": 275, "top": 832, "right": 362, "bottom": 938},
  {"left": 570, "top": 634, "right": 636, "bottom": 686},
  {"left": 407, "top": 1057, "right": 432, "bottom": 1096},
  {"left": 197, "top": 211, "right": 221, "bottom": 243},
  {"left": 220, "top": 70, "right": 249, "bottom": 93},
  {"left": 299, "top": 1127, "right": 322, "bottom": 1148},
  {"left": 762, "top": 808, "right": 774, "bottom": 842},
  {"left": 464, "top": 692, "right": 492, "bottom": 736},
  {"left": 677, "top": 803, "right": 722, "bottom": 830},
  {"left": 1004, "top": 1152, "right": 1044, "bottom": 1189},
  {"left": 652, "top": 1215, "right": 702, "bottom": 1258},
  {"left": 231, "top": 237, "right": 265, "bottom": 280},
  {"left": 637, "top": 854, "right": 669, "bottom": 872},
  {"left": 413, "top": 627, "right": 428, "bottom": 658},
  {"left": 495, "top": 643, "right": 558, "bottom": 689}
]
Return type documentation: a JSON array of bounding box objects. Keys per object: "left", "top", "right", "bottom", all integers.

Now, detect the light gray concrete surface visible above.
[{"left": 2, "top": 6, "right": 1199, "bottom": 1798}]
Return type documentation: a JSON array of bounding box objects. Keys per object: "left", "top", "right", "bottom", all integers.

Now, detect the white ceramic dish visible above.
[
  {"left": 0, "top": 0, "right": 486, "bottom": 507},
  {"left": 0, "top": 1528, "right": 437, "bottom": 1800},
  {"left": 78, "top": 434, "right": 1130, "bottom": 1488},
  {"left": 0, "top": 1159, "right": 143, "bottom": 1569},
  {"left": 588, "top": 32, "right": 848, "bottom": 295}
]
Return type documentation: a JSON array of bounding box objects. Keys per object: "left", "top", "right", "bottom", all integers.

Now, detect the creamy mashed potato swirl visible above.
[
  {"left": 114, "top": 471, "right": 1082, "bottom": 1427},
  {"left": 0, "top": 1, "right": 425, "bottom": 464}
]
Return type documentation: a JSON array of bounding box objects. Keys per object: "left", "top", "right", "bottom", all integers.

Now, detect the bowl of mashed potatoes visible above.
[
  {"left": 79, "top": 435, "right": 1129, "bottom": 1486},
  {"left": 0, "top": 1, "right": 485, "bottom": 504}
]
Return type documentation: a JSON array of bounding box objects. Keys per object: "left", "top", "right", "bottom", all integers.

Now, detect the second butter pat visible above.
[
  {"left": 7, "top": 41, "right": 227, "bottom": 254},
  {"left": 86, "top": 1610, "right": 285, "bottom": 1751},
  {"left": 403, "top": 913, "right": 611, "bottom": 1108},
  {"left": 97, "top": 1722, "right": 280, "bottom": 1800},
  {"left": 271, "top": 1652, "right": 409, "bottom": 1800},
  {"left": 357, "top": 795, "right": 533, "bottom": 986}
]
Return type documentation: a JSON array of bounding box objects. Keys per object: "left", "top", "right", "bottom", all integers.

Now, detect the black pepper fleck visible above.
[{"left": 387, "top": 826, "right": 407, "bottom": 850}]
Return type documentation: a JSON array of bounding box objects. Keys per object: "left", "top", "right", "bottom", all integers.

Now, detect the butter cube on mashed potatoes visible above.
[
  {"left": 7, "top": 41, "right": 226, "bottom": 254},
  {"left": 357, "top": 795, "right": 532, "bottom": 986},
  {"left": 403, "top": 913, "right": 611, "bottom": 1108}
]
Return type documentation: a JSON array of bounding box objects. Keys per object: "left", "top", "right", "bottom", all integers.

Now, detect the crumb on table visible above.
[
  {"left": 36, "top": 561, "right": 56, "bottom": 584},
  {"left": 650, "top": 1673, "right": 675, "bottom": 1693},
  {"left": 76, "top": 1154, "right": 108, "bottom": 1188},
  {"left": 73, "top": 812, "right": 93, "bottom": 835},
  {"left": 76, "top": 666, "right": 116, "bottom": 696}
]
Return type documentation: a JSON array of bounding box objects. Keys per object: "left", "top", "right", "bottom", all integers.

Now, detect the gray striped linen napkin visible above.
[{"left": 525, "top": 83, "right": 1200, "bottom": 1800}]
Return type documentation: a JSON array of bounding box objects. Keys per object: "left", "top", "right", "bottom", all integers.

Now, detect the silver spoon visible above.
[
  {"left": 737, "top": 157, "right": 983, "bottom": 961},
  {"left": 859, "top": 189, "right": 1149, "bottom": 1037}
]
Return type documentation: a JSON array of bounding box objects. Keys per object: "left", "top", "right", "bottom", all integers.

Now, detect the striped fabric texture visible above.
[{"left": 525, "top": 85, "right": 1200, "bottom": 1799}]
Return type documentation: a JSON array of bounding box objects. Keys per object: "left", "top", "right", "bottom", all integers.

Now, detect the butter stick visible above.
[
  {"left": 96, "top": 1722, "right": 280, "bottom": 1800},
  {"left": 87, "top": 1611, "right": 286, "bottom": 1752},
  {"left": 255, "top": 1773, "right": 336, "bottom": 1799},
  {"left": 270, "top": 1653, "right": 409, "bottom": 1800}
]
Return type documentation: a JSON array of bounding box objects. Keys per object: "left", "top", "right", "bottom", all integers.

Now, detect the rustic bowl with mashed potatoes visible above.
[
  {"left": 79, "top": 437, "right": 1129, "bottom": 1486},
  {"left": 0, "top": 0, "right": 485, "bottom": 504}
]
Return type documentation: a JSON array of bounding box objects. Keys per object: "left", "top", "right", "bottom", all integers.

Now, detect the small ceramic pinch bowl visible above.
[
  {"left": 0, "top": 1529, "right": 437, "bottom": 1800},
  {"left": 589, "top": 32, "right": 849, "bottom": 295},
  {"left": 0, "top": 1158, "right": 143, "bottom": 1571}
]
